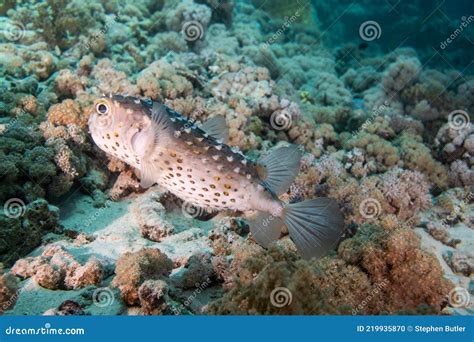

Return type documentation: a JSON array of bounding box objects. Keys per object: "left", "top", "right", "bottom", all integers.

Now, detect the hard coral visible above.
[
  {"left": 137, "top": 60, "right": 193, "bottom": 99},
  {"left": 112, "top": 248, "right": 173, "bottom": 306},
  {"left": 0, "top": 199, "right": 59, "bottom": 267},
  {"left": 395, "top": 133, "right": 448, "bottom": 189},
  {"left": 382, "top": 56, "right": 421, "bottom": 95},
  {"left": 435, "top": 123, "right": 474, "bottom": 187},
  {"left": 47, "top": 99, "right": 88, "bottom": 127},
  {"left": 32, "top": 0, "right": 103, "bottom": 49},
  {"left": 10, "top": 245, "right": 104, "bottom": 290},
  {"left": 208, "top": 241, "right": 370, "bottom": 315},
  {"left": 339, "top": 225, "right": 452, "bottom": 314},
  {"left": 0, "top": 266, "right": 18, "bottom": 314},
  {"left": 344, "top": 132, "right": 400, "bottom": 173}
]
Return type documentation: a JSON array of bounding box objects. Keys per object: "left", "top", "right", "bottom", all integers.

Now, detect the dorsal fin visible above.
[
  {"left": 201, "top": 116, "right": 229, "bottom": 143},
  {"left": 150, "top": 102, "right": 173, "bottom": 133},
  {"left": 256, "top": 145, "right": 302, "bottom": 196}
]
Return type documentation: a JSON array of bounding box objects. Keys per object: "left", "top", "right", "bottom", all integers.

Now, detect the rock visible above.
[
  {"left": 43, "top": 300, "right": 85, "bottom": 315},
  {"left": 172, "top": 252, "right": 215, "bottom": 289},
  {"left": 0, "top": 270, "right": 19, "bottom": 313},
  {"left": 11, "top": 256, "right": 49, "bottom": 279},
  {"left": 112, "top": 248, "right": 173, "bottom": 306},
  {"left": 34, "top": 264, "right": 62, "bottom": 290},
  {"left": 444, "top": 250, "right": 474, "bottom": 276},
  {"left": 133, "top": 191, "right": 174, "bottom": 242},
  {"left": 11, "top": 245, "right": 103, "bottom": 290},
  {"left": 65, "top": 259, "right": 103, "bottom": 289},
  {"left": 138, "top": 279, "right": 168, "bottom": 315}
]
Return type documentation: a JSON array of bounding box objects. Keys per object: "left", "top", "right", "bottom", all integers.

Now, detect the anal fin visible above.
[{"left": 248, "top": 211, "right": 283, "bottom": 247}]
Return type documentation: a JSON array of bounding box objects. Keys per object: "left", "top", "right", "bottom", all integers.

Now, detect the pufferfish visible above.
[{"left": 88, "top": 94, "right": 344, "bottom": 259}]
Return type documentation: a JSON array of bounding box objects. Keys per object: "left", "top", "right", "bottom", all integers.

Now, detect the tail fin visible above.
[
  {"left": 283, "top": 198, "right": 344, "bottom": 260},
  {"left": 257, "top": 145, "right": 302, "bottom": 196}
]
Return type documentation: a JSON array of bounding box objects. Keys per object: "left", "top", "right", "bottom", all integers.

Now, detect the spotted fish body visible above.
[
  {"left": 89, "top": 94, "right": 344, "bottom": 260},
  {"left": 88, "top": 95, "right": 280, "bottom": 214}
]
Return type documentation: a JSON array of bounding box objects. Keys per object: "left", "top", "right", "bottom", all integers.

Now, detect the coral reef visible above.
[
  {"left": 1, "top": 0, "right": 472, "bottom": 317},
  {"left": 209, "top": 228, "right": 452, "bottom": 314}
]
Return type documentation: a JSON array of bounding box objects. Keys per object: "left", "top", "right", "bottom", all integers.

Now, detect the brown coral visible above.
[
  {"left": 339, "top": 224, "right": 452, "bottom": 314},
  {"left": 396, "top": 133, "right": 448, "bottom": 189},
  {"left": 10, "top": 245, "right": 103, "bottom": 290},
  {"left": 47, "top": 99, "right": 88, "bottom": 127},
  {"left": 112, "top": 248, "right": 173, "bottom": 306},
  {"left": 0, "top": 267, "right": 19, "bottom": 314}
]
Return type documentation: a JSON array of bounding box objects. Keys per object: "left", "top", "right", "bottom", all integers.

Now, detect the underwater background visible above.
[{"left": 0, "top": 0, "right": 472, "bottom": 315}]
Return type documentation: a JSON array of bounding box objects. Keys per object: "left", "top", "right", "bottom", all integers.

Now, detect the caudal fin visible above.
[{"left": 283, "top": 198, "right": 344, "bottom": 260}]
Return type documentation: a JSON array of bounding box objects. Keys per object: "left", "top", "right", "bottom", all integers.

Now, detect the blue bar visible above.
[{"left": 0, "top": 316, "right": 472, "bottom": 342}]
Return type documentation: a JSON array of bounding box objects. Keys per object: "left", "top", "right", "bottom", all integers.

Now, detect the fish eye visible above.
[{"left": 96, "top": 102, "right": 109, "bottom": 115}]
